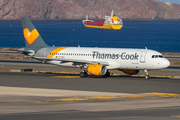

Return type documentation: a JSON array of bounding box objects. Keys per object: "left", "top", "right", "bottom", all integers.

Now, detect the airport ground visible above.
[{"left": 0, "top": 50, "right": 180, "bottom": 119}]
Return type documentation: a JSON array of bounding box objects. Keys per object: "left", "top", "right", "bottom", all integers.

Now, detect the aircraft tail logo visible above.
[
  {"left": 23, "top": 28, "right": 39, "bottom": 44},
  {"left": 21, "top": 17, "right": 48, "bottom": 48}
]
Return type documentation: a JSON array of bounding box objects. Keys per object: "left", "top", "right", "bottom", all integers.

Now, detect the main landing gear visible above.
[
  {"left": 79, "top": 70, "right": 110, "bottom": 78},
  {"left": 103, "top": 70, "right": 110, "bottom": 77},
  {"left": 144, "top": 69, "right": 150, "bottom": 79},
  {"left": 80, "top": 71, "right": 88, "bottom": 78}
]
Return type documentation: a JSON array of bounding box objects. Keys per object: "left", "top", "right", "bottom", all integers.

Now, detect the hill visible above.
[{"left": 0, "top": 0, "right": 180, "bottom": 20}]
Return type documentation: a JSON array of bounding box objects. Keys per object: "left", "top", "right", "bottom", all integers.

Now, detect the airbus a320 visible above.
[{"left": 18, "top": 17, "right": 170, "bottom": 79}]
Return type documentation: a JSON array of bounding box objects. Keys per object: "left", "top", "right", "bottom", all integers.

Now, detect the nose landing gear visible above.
[{"left": 144, "top": 69, "right": 150, "bottom": 79}]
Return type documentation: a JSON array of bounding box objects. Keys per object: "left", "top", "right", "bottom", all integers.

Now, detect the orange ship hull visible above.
[{"left": 84, "top": 24, "right": 123, "bottom": 30}]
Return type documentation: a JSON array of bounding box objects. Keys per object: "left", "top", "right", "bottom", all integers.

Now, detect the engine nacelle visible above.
[
  {"left": 88, "top": 64, "right": 107, "bottom": 76},
  {"left": 122, "top": 69, "right": 140, "bottom": 75}
]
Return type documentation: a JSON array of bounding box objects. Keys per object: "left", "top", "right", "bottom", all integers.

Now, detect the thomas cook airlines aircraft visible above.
[{"left": 18, "top": 17, "right": 170, "bottom": 79}]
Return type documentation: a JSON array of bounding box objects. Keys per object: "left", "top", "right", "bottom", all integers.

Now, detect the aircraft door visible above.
[
  {"left": 140, "top": 51, "right": 146, "bottom": 63},
  {"left": 41, "top": 48, "right": 47, "bottom": 57}
]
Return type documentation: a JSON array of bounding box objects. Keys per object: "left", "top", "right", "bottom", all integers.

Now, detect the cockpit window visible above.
[
  {"left": 152, "top": 55, "right": 164, "bottom": 58},
  {"left": 159, "top": 55, "right": 164, "bottom": 58}
]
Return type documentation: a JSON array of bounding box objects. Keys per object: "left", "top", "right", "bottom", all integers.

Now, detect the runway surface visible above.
[
  {"left": 0, "top": 71, "right": 180, "bottom": 120},
  {"left": 0, "top": 52, "right": 180, "bottom": 119}
]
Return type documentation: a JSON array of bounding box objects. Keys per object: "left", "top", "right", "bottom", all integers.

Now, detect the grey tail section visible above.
[{"left": 21, "top": 17, "right": 48, "bottom": 48}]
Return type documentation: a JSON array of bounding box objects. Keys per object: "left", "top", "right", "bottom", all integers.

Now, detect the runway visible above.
[
  {"left": 0, "top": 71, "right": 180, "bottom": 120},
  {"left": 0, "top": 53, "right": 180, "bottom": 119},
  {"left": 0, "top": 72, "right": 180, "bottom": 93}
]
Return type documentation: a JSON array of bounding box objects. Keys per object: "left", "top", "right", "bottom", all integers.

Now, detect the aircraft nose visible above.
[{"left": 163, "top": 59, "right": 170, "bottom": 68}]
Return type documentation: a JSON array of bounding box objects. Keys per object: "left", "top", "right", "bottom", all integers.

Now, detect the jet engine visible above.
[
  {"left": 88, "top": 64, "right": 107, "bottom": 76},
  {"left": 122, "top": 69, "right": 140, "bottom": 75}
]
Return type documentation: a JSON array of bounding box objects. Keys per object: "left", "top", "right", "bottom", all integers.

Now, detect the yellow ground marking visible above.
[
  {"left": 34, "top": 92, "right": 180, "bottom": 104},
  {"left": 140, "top": 92, "right": 180, "bottom": 98},
  {"left": 52, "top": 76, "right": 80, "bottom": 78},
  {"left": 2, "top": 92, "right": 180, "bottom": 105},
  {"left": 47, "top": 47, "right": 68, "bottom": 58},
  {"left": 53, "top": 95, "right": 154, "bottom": 102}
]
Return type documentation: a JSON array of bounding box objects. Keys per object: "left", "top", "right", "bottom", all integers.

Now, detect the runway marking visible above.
[
  {"left": 140, "top": 92, "right": 180, "bottom": 98},
  {"left": 35, "top": 92, "right": 180, "bottom": 104},
  {"left": 52, "top": 76, "right": 80, "bottom": 78},
  {"left": 1, "top": 86, "right": 180, "bottom": 105},
  {"left": 1, "top": 92, "right": 180, "bottom": 105},
  {"left": 51, "top": 75, "right": 180, "bottom": 79}
]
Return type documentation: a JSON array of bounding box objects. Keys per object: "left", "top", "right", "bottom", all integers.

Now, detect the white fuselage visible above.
[{"left": 35, "top": 47, "right": 170, "bottom": 70}]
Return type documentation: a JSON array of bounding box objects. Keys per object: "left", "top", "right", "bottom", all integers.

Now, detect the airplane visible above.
[{"left": 18, "top": 17, "right": 170, "bottom": 79}]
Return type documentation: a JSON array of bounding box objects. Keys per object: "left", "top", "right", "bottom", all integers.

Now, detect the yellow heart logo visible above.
[{"left": 23, "top": 28, "right": 39, "bottom": 44}]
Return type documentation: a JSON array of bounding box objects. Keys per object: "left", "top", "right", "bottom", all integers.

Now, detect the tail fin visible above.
[{"left": 21, "top": 17, "right": 48, "bottom": 48}]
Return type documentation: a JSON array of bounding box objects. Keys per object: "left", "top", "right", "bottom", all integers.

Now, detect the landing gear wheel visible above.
[
  {"left": 103, "top": 71, "right": 110, "bottom": 77},
  {"left": 144, "top": 69, "right": 150, "bottom": 79},
  {"left": 80, "top": 72, "right": 88, "bottom": 78},
  {"left": 145, "top": 75, "right": 150, "bottom": 79}
]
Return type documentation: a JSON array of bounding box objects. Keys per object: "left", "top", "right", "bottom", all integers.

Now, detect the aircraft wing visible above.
[{"left": 35, "top": 57, "right": 109, "bottom": 66}]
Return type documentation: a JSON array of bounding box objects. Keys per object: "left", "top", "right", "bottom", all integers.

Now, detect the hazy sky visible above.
[{"left": 157, "top": 0, "right": 180, "bottom": 4}]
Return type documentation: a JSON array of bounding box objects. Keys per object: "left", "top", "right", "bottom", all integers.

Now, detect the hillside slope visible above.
[{"left": 0, "top": 0, "right": 180, "bottom": 20}]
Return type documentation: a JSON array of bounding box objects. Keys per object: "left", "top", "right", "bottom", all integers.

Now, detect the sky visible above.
[{"left": 157, "top": 0, "right": 180, "bottom": 4}]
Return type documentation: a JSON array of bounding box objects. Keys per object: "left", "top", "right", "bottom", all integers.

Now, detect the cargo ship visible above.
[{"left": 82, "top": 10, "right": 123, "bottom": 30}]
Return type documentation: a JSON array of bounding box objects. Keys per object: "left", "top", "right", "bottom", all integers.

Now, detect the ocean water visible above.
[{"left": 0, "top": 21, "right": 180, "bottom": 52}]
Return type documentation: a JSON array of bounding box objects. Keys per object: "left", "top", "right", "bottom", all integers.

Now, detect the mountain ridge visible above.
[{"left": 0, "top": 0, "right": 180, "bottom": 21}]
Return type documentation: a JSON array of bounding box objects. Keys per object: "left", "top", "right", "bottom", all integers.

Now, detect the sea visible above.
[{"left": 0, "top": 21, "right": 180, "bottom": 52}]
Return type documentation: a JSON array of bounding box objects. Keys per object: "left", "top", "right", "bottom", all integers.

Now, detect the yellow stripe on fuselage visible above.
[{"left": 47, "top": 47, "right": 69, "bottom": 58}]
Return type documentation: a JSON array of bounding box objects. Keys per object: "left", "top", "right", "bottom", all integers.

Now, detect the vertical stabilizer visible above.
[{"left": 21, "top": 17, "right": 48, "bottom": 48}]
